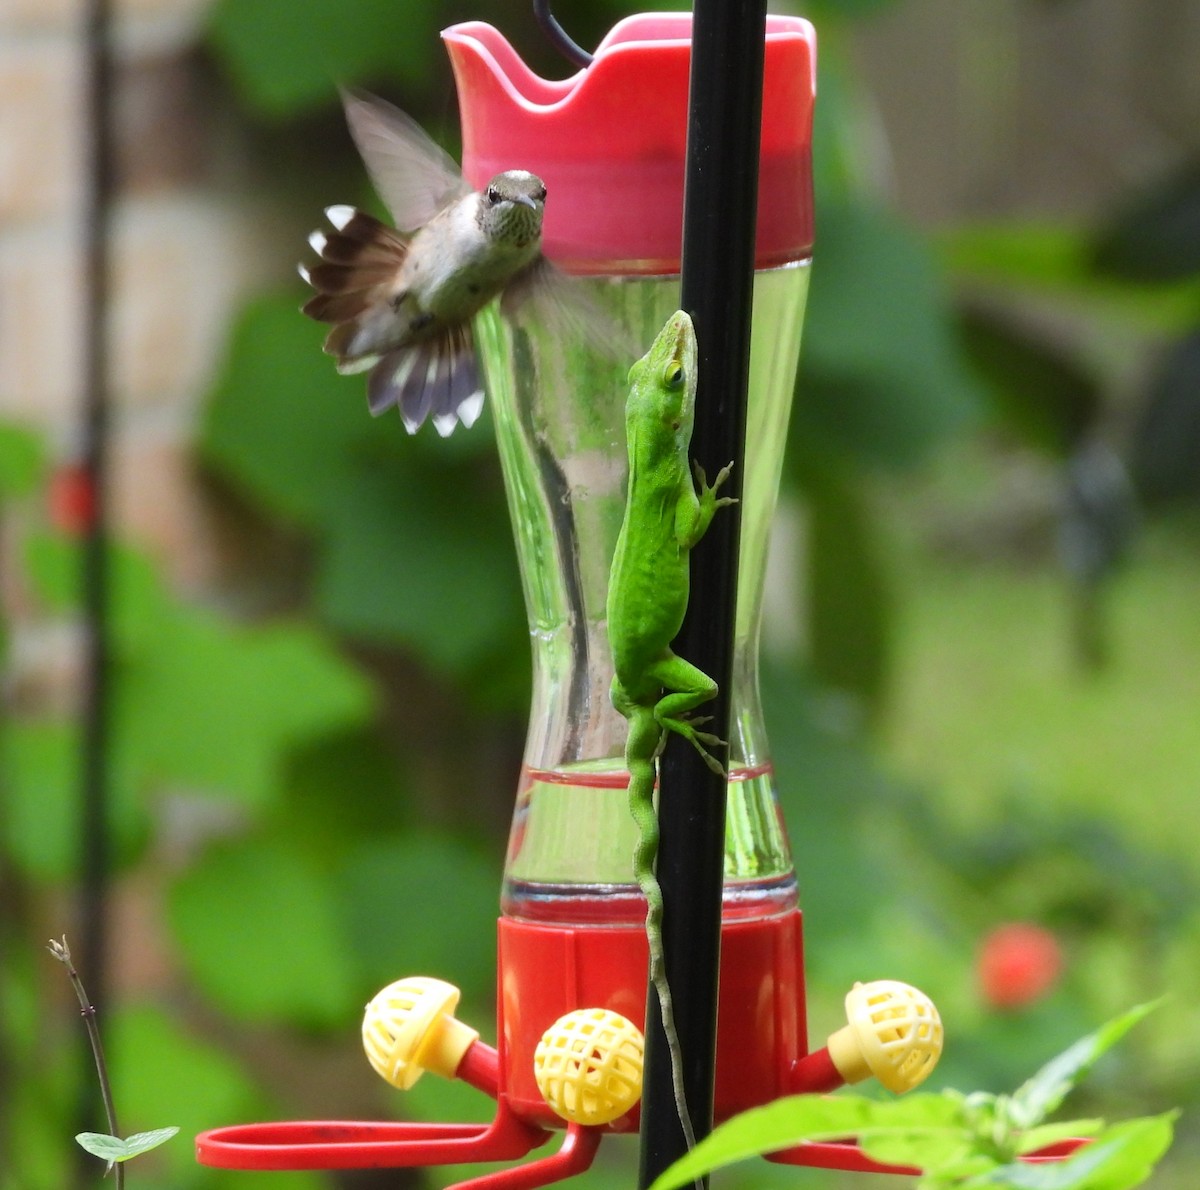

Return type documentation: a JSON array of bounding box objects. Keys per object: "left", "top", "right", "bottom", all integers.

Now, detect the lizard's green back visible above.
[
  {"left": 607, "top": 312, "right": 699, "bottom": 695},
  {"left": 606, "top": 311, "right": 734, "bottom": 1158}
]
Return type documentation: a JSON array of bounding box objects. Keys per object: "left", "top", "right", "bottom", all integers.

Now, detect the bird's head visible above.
[{"left": 479, "top": 171, "right": 547, "bottom": 247}]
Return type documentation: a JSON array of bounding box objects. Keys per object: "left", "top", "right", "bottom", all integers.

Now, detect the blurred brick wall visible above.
[
  {"left": 0, "top": 1, "right": 310, "bottom": 732},
  {"left": 0, "top": 0, "right": 291, "bottom": 590}
]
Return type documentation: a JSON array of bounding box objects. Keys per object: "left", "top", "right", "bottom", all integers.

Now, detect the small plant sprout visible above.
[
  {"left": 48, "top": 936, "right": 179, "bottom": 1185},
  {"left": 650, "top": 1001, "right": 1176, "bottom": 1190}
]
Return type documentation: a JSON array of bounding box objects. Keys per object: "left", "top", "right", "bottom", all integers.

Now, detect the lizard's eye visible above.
[{"left": 664, "top": 363, "right": 685, "bottom": 389}]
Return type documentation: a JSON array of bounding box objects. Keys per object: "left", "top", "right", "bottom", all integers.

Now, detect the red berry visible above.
[
  {"left": 48, "top": 464, "right": 96, "bottom": 537},
  {"left": 977, "top": 923, "right": 1063, "bottom": 1011}
]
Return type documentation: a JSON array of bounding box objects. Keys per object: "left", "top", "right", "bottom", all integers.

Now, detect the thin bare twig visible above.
[{"left": 48, "top": 936, "right": 124, "bottom": 1189}]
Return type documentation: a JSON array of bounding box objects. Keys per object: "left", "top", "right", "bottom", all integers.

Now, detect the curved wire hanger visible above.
[{"left": 533, "top": 0, "right": 593, "bottom": 68}]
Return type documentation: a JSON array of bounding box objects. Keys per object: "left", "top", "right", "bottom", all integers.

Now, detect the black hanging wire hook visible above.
[{"left": 533, "top": 0, "right": 593, "bottom": 68}]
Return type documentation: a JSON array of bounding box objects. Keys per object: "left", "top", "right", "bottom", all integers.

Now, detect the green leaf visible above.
[
  {"left": 207, "top": 0, "right": 441, "bottom": 116},
  {"left": 802, "top": 461, "right": 893, "bottom": 717},
  {"left": 169, "top": 839, "right": 356, "bottom": 1026},
  {"left": 0, "top": 720, "right": 145, "bottom": 881},
  {"left": 1, "top": 722, "right": 81, "bottom": 881},
  {"left": 809, "top": 41, "right": 873, "bottom": 208},
  {"left": 914, "top": 1149, "right": 1001, "bottom": 1187},
  {"left": 0, "top": 421, "right": 44, "bottom": 496},
  {"left": 201, "top": 294, "right": 369, "bottom": 529},
  {"left": 1009, "top": 1002, "right": 1160, "bottom": 1129},
  {"left": 794, "top": 200, "right": 983, "bottom": 470},
  {"left": 940, "top": 223, "right": 1093, "bottom": 290},
  {"left": 24, "top": 533, "right": 175, "bottom": 658},
  {"left": 761, "top": 660, "right": 897, "bottom": 944},
  {"left": 315, "top": 463, "right": 523, "bottom": 675},
  {"left": 337, "top": 832, "right": 500, "bottom": 1002},
  {"left": 8, "top": 1054, "right": 77, "bottom": 1187},
  {"left": 114, "top": 608, "right": 372, "bottom": 807},
  {"left": 76, "top": 1132, "right": 127, "bottom": 1161},
  {"left": 76, "top": 1127, "right": 179, "bottom": 1162},
  {"left": 120, "top": 1127, "right": 181, "bottom": 1157},
  {"left": 1072, "top": 1114, "right": 1177, "bottom": 1190},
  {"left": 280, "top": 727, "right": 413, "bottom": 852},
  {"left": 21, "top": 532, "right": 372, "bottom": 810},
  {"left": 1017, "top": 1120, "right": 1105, "bottom": 1156},
  {"left": 858, "top": 1126, "right": 973, "bottom": 1173},
  {"left": 961, "top": 1113, "right": 1177, "bottom": 1190},
  {"left": 23, "top": 530, "right": 82, "bottom": 610},
  {"left": 846, "top": 1095, "right": 971, "bottom": 1171},
  {"left": 938, "top": 222, "right": 1200, "bottom": 334},
  {"left": 648, "top": 1095, "right": 875, "bottom": 1189},
  {"left": 201, "top": 294, "right": 527, "bottom": 680}
]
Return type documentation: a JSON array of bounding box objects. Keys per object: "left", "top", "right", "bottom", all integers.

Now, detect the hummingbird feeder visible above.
[{"left": 197, "top": 7, "right": 1081, "bottom": 1188}]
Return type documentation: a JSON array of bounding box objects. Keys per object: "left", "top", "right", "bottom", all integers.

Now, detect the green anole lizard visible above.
[{"left": 607, "top": 310, "right": 735, "bottom": 1150}]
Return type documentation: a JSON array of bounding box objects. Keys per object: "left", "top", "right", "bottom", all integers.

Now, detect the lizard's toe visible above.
[{"left": 696, "top": 745, "right": 729, "bottom": 776}]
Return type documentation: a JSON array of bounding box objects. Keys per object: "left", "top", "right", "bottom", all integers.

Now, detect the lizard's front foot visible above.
[{"left": 693, "top": 459, "right": 738, "bottom": 509}]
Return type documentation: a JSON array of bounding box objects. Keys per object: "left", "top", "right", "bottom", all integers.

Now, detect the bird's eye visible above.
[
  {"left": 486, "top": 186, "right": 501, "bottom": 203},
  {"left": 664, "top": 363, "right": 685, "bottom": 389},
  {"left": 535, "top": 185, "right": 547, "bottom": 202}
]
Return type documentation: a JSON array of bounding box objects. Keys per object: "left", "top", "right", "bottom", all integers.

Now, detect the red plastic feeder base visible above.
[{"left": 497, "top": 909, "right": 807, "bottom": 1129}]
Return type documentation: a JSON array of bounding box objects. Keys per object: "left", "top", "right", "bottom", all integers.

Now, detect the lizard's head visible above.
[{"left": 627, "top": 310, "right": 698, "bottom": 431}]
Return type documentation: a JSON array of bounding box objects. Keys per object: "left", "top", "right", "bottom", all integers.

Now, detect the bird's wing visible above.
[
  {"left": 340, "top": 89, "right": 472, "bottom": 233},
  {"left": 501, "top": 257, "right": 631, "bottom": 361}
]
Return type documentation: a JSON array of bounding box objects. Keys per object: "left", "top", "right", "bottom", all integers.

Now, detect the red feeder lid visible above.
[{"left": 442, "top": 14, "right": 816, "bottom": 275}]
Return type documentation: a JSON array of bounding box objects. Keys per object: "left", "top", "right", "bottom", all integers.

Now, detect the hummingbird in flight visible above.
[{"left": 300, "top": 90, "right": 584, "bottom": 436}]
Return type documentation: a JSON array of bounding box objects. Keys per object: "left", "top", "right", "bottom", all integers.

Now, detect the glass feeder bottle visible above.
[
  {"left": 482, "top": 268, "right": 807, "bottom": 927},
  {"left": 447, "top": 14, "right": 815, "bottom": 931},
  {"left": 445, "top": 15, "right": 817, "bottom": 1123}
]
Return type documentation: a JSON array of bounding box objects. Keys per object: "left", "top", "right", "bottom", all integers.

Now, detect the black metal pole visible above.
[
  {"left": 77, "top": 0, "right": 114, "bottom": 1179},
  {"left": 637, "top": 0, "right": 767, "bottom": 1184}
]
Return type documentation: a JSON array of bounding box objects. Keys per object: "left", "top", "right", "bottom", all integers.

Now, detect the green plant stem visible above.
[{"left": 48, "top": 936, "right": 124, "bottom": 1189}]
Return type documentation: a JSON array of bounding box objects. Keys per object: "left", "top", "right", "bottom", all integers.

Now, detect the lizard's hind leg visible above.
[{"left": 650, "top": 653, "right": 727, "bottom": 775}]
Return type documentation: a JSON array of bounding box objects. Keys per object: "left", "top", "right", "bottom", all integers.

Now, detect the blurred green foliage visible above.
[
  {"left": 208, "top": 0, "right": 446, "bottom": 115},
  {"left": 202, "top": 296, "right": 526, "bottom": 688},
  {"left": 3, "top": 0, "right": 1200, "bottom": 1187}
]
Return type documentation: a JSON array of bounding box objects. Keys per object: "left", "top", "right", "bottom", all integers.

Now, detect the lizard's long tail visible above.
[{"left": 628, "top": 747, "right": 698, "bottom": 1152}]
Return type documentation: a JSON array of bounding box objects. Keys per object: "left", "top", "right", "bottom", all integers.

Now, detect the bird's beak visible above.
[{"left": 512, "top": 194, "right": 538, "bottom": 210}]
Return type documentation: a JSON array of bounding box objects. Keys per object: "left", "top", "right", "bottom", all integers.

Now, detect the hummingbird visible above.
[{"left": 300, "top": 90, "right": 580, "bottom": 436}]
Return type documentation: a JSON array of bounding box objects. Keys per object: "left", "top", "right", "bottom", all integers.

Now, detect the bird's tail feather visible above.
[{"left": 366, "top": 329, "right": 482, "bottom": 436}]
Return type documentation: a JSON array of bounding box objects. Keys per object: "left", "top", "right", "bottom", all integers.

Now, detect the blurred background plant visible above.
[{"left": 2, "top": 0, "right": 1199, "bottom": 1187}]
